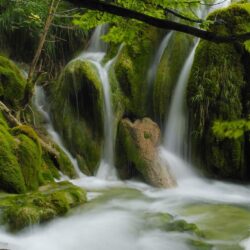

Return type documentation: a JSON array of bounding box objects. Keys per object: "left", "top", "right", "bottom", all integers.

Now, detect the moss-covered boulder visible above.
[
  {"left": 153, "top": 32, "right": 193, "bottom": 127},
  {"left": 181, "top": 203, "right": 250, "bottom": 249},
  {"left": 49, "top": 59, "right": 104, "bottom": 175},
  {"left": 115, "top": 117, "right": 176, "bottom": 187},
  {"left": 11, "top": 125, "right": 42, "bottom": 191},
  {"left": 0, "top": 113, "right": 26, "bottom": 193},
  {"left": 0, "top": 56, "right": 27, "bottom": 108},
  {"left": 0, "top": 110, "right": 76, "bottom": 193},
  {"left": 0, "top": 181, "right": 87, "bottom": 231},
  {"left": 187, "top": 3, "right": 250, "bottom": 179},
  {"left": 113, "top": 28, "right": 162, "bottom": 118}
]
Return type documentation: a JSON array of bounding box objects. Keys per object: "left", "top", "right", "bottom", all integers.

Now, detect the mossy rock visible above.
[
  {"left": 114, "top": 28, "right": 162, "bottom": 118},
  {"left": 0, "top": 118, "right": 26, "bottom": 193},
  {"left": 153, "top": 32, "right": 193, "bottom": 127},
  {"left": 115, "top": 118, "right": 176, "bottom": 188},
  {"left": 0, "top": 114, "right": 60, "bottom": 193},
  {"left": 181, "top": 203, "right": 250, "bottom": 249},
  {"left": 187, "top": 3, "right": 250, "bottom": 179},
  {"left": 49, "top": 60, "right": 104, "bottom": 175},
  {"left": 0, "top": 56, "right": 27, "bottom": 108},
  {"left": 0, "top": 181, "right": 87, "bottom": 231}
]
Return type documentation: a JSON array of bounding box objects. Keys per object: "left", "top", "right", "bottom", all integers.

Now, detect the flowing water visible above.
[
  {"left": 2, "top": 1, "right": 250, "bottom": 249},
  {"left": 33, "top": 86, "right": 83, "bottom": 178},
  {"left": 71, "top": 26, "right": 118, "bottom": 179},
  {"left": 147, "top": 32, "right": 173, "bottom": 87}
]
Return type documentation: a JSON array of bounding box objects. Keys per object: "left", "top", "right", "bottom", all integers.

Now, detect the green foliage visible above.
[
  {"left": 73, "top": 0, "right": 205, "bottom": 45},
  {"left": 213, "top": 120, "right": 250, "bottom": 139},
  {"left": 0, "top": 0, "right": 88, "bottom": 70}
]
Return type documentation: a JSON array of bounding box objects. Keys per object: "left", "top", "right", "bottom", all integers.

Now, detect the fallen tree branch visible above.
[{"left": 68, "top": 0, "right": 250, "bottom": 43}]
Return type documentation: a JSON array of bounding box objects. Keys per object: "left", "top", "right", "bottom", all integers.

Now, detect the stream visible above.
[{"left": 1, "top": 0, "right": 250, "bottom": 249}]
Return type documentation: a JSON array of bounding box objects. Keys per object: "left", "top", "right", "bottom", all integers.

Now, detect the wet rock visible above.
[{"left": 115, "top": 117, "right": 176, "bottom": 188}]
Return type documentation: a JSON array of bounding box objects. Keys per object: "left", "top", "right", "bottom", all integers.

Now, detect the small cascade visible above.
[
  {"left": 147, "top": 32, "right": 173, "bottom": 87},
  {"left": 161, "top": 0, "right": 231, "bottom": 180},
  {"left": 33, "top": 86, "right": 84, "bottom": 178},
  {"left": 163, "top": 44, "right": 197, "bottom": 156},
  {"left": 75, "top": 25, "right": 119, "bottom": 180},
  {"left": 87, "top": 25, "right": 108, "bottom": 53}
]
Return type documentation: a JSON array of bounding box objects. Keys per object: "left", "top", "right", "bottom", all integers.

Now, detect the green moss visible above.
[
  {"left": 153, "top": 32, "right": 193, "bottom": 127},
  {"left": 0, "top": 56, "right": 26, "bottom": 108},
  {"left": 0, "top": 116, "right": 26, "bottom": 193},
  {"left": 41, "top": 152, "right": 60, "bottom": 181},
  {"left": 49, "top": 60, "right": 103, "bottom": 175},
  {"left": 187, "top": 4, "right": 250, "bottom": 179},
  {"left": 164, "top": 219, "right": 204, "bottom": 237},
  {"left": 11, "top": 126, "right": 43, "bottom": 191},
  {"left": 14, "top": 134, "right": 42, "bottom": 191},
  {"left": 182, "top": 204, "right": 250, "bottom": 243},
  {"left": 1, "top": 181, "right": 87, "bottom": 231},
  {"left": 54, "top": 145, "right": 77, "bottom": 179},
  {"left": 114, "top": 28, "right": 162, "bottom": 118},
  {"left": 115, "top": 119, "right": 143, "bottom": 179},
  {"left": 12, "top": 125, "right": 40, "bottom": 145}
]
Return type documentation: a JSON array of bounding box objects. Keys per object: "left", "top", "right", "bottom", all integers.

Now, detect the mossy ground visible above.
[{"left": 0, "top": 181, "right": 87, "bottom": 231}]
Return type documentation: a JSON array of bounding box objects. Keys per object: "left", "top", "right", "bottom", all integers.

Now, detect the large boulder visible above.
[
  {"left": 187, "top": 3, "right": 250, "bottom": 179},
  {"left": 49, "top": 59, "right": 104, "bottom": 175},
  {"left": 115, "top": 117, "right": 176, "bottom": 188},
  {"left": 0, "top": 55, "right": 27, "bottom": 108}
]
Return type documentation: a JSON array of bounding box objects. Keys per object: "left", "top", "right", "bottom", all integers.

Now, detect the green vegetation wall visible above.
[{"left": 187, "top": 3, "right": 250, "bottom": 180}]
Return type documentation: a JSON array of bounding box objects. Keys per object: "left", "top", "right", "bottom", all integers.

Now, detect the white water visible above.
[
  {"left": 161, "top": 0, "right": 231, "bottom": 179},
  {"left": 163, "top": 44, "right": 197, "bottom": 157},
  {"left": 147, "top": 32, "right": 173, "bottom": 87},
  {"left": 33, "top": 86, "right": 83, "bottom": 178},
  {"left": 74, "top": 26, "right": 118, "bottom": 180}
]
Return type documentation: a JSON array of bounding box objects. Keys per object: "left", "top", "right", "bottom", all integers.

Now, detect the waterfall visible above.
[
  {"left": 163, "top": 44, "right": 197, "bottom": 156},
  {"left": 76, "top": 25, "right": 118, "bottom": 180},
  {"left": 33, "top": 86, "right": 84, "bottom": 178},
  {"left": 147, "top": 32, "right": 173, "bottom": 87},
  {"left": 161, "top": 0, "right": 231, "bottom": 180}
]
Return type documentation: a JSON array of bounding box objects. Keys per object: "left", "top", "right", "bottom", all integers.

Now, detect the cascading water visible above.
[
  {"left": 160, "top": 0, "right": 231, "bottom": 180},
  {"left": 147, "top": 32, "right": 173, "bottom": 87},
  {"left": 2, "top": 1, "right": 250, "bottom": 250},
  {"left": 163, "top": 44, "right": 197, "bottom": 156},
  {"left": 74, "top": 26, "right": 118, "bottom": 180},
  {"left": 33, "top": 86, "right": 84, "bottom": 178}
]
